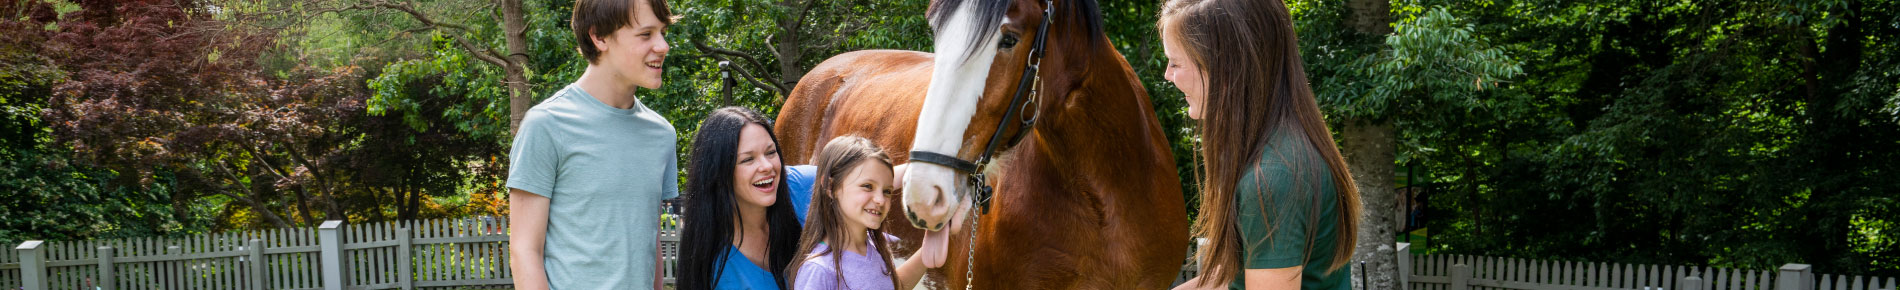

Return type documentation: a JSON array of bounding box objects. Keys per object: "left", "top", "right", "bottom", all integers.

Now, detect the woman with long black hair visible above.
[{"left": 677, "top": 107, "right": 806, "bottom": 290}]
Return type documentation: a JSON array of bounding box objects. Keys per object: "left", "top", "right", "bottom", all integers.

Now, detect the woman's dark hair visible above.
[
  {"left": 1162, "top": 0, "right": 1363, "bottom": 285},
  {"left": 784, "top": 136, "right": 900, "bottom": 289},
  {"left": 677, "top": 107, "right": 803, "bottom": 290}
]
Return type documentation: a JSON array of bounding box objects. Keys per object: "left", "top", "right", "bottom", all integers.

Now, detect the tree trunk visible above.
[
  {"left": 775, "top": 37, "right": 802, "bottom": 91},
  {"left": 224, "top": 182, "right": 294, "bottom": 229},
  {"left": 503, "top": 0, "right": 533, "bottom": 135},
  {"left": 1343, "top": 119, "right": 1397, "bottom": 290},
  {"left": 1347, "top": 0, "right": 1393, "bottom": 36},
  {"left": 774, "top": 0, "right": 807, "bottom": 91},
  {"left": 367, "top": 184, "right": 390, "bottom": 222},
  {"left": 401, "top": 179, "right": 418, "bottom": 221},
  {"left": 244, "top": 196, "right": 295, "bottom": 229},
  {"left": 408, "top": 184, "right": 422, "bottom": 220},
  {"left": 1344, "top": 0, "right": 1396, "bottom": 289},
  {"left": 290, "top": 185, "right": 317, "bottom": 225}
]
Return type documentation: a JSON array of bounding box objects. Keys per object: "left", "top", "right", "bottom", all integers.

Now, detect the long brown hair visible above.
[
  {"left": 1161, "top": 0, "right": 1363, "bottom": 284},
  {"left": 785, "top": 136, "right": 902, "bottom": 289}
]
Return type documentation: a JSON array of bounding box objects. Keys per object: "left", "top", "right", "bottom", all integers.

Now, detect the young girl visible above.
[
  {"left": 1160, "top": 0, "right": 1364, "bottom": 289},
  {"left": 786, "top": 136, "right": 929, "bottom": 290}
]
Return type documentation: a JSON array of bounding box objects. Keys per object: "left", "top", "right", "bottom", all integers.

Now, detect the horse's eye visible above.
[{"left": 999, "top": 33, "right": 1020, "bottom": 50}]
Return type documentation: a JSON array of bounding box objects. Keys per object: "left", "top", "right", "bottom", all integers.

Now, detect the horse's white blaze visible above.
[{"left": 903, "top": 1, "right": 1004, "bottom": 230}]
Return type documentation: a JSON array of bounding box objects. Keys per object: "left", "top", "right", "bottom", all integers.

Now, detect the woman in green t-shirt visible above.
[{"left": 1158, "top": 0, "right": 1365, "bottom": 289}]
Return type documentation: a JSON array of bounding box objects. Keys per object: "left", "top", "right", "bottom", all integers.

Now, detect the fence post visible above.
[
  {"left": 1450, "top": 264, "right": 1472, "bottom": 290},
  {"left": 249, "top": 239, "right": 266, "bottom": 290},
  {"left": 1777, "top": 264, "right": 1812, "bottom": 290},
  {"left": 98, "top": 246, "right": 115, "bottom": 290},
  {"left": 1683, "top": 276, "right": 1704, "bottom": 290},
  {"left": 18, "top": 241, "right": 46, "bottom": 290},
  {"left": 167, "top": 245, "right": 181, "bottom": 289},
  {"left": 397, "top": 227, "right": 413, "bottom": 290},
  {"left": 1396, "top": 243, "right": 1412, "bottom": 290},
  {"left": 320, "top": 220, "right": 347, "bottom": 290}
]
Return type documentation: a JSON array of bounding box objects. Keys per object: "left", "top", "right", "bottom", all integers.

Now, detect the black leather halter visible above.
[{"left": 909, "top": 0, "right": 1053, "bottom": 215}]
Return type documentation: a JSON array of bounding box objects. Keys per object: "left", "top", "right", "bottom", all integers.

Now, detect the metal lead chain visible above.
[{"left": 964, "top": 208, "right": 979, "bottom": 290}]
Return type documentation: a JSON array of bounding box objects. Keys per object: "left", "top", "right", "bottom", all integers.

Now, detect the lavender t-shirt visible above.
[{"left": 791, "top": 234, "right": 900, "bottom": 290}]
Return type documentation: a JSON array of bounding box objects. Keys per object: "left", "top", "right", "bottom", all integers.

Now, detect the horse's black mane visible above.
[{"left": 927, "top": 0, "right": 1104, "bottom": 65}]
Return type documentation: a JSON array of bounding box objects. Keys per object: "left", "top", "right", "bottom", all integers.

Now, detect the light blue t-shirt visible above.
[{"left": 507, "top": 84, "right": 679, "bottom": 289}]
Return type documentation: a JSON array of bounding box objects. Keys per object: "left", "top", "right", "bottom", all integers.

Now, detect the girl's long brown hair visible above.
[
  {"left": 784, "top": 136, "right": 902, "bottom": 289},
  {"left": 1162, "top": 0, "right": 1362, "bottom": 284}
]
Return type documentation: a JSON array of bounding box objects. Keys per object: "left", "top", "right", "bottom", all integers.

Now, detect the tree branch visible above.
[
  {"left": 450, "top": 35, "right": 510, "bottom": 67},
  {"left": 792, "top": 0, "right": 823, "bottom": 34},
  {"left": 363, "top": 0, "right": 477, "bottom": 32},
  {"left": 694, "top": 42, "right": 789, "bottom": 94},
  {"left": 211, "top": 161, "right": 294, "bottom": 228},
  {"left": 283, "top": 145, "right": 347, "bottom": 219},
  {"left": 679, "top": 54, "right": 785, "bottom": 98},
  {"left": 241, "top": 144, "right": 298, "bottom": 182},
  {"left": 696, "top": 42, "right": 771, "bottom": 74},
  {"left": 717, "top": 56, "right": 788, "bottom": 97},
  {"left": 308, "top": 0, "right": 507, "bottom": 67}
]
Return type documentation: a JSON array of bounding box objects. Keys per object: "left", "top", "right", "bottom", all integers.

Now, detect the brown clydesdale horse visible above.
[{"left": 773, "top": 0, "right": 1186, "bottom": 288}]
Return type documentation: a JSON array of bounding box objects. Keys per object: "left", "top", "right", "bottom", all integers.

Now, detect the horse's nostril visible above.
[
  {"left": 932, "top": 185, "right": 947, "bottom": 206},
  {"left": 907, "top": 210, "right": 928, "bottom": 229}
]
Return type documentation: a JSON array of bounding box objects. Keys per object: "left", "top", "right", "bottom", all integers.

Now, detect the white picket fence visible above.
[
  {"left": 1172, "top": 243, "right": 1896, "bottom": 290},
  {"left": 0, "top": 216, "right": 685, "bottom": 290},
  {"left": 11, "top": 223, "right": 1897, "bottom": 290},
  {"left": 1396, "top": 243, "right": 1899, "bottom": 290}
]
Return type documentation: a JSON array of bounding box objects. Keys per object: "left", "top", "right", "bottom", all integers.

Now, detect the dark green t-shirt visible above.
[{"left": 1229, "top": 135, "right": 1350, "bottom": 290}]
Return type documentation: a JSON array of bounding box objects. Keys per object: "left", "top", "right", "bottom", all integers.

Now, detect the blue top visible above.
[
  {"left": 786, "top": 165, "right": 817, "bottom": 224},
  {"left": 716, "top": 245, "right": 782, "bottom": 290}
]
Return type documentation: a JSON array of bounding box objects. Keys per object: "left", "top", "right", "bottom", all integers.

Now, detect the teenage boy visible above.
[{"left": 507, "top": 0, "right": 677, "bottom": 289}]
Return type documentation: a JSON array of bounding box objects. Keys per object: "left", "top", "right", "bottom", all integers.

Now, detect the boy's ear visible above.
[{"left": 590, "top": 28, "right": 611, "bottom": 53}]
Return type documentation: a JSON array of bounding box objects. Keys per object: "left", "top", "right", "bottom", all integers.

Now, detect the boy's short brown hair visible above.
[{"left": 572, "top": 0, "right": 675, "bottom": 64}]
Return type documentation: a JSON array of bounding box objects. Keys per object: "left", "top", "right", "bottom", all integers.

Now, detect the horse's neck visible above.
[{"left": 1029, "top": 40, "right": 1172, "bottom": 171}]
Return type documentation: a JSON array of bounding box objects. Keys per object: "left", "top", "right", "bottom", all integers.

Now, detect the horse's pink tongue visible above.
[
  {"left": 918, "top": 198, "right": 973, "bottom": 268},
  {"left": 920, "top": 226, "right": 950, "bottom": 267}
]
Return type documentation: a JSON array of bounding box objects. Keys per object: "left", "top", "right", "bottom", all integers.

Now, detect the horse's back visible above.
[{"left": 777, "top": 49, "right": 934, "bottom": 166}]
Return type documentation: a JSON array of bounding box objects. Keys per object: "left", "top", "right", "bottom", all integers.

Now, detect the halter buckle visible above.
[{"left": 969, "top": 173, "right": 994, "bottom": 214}]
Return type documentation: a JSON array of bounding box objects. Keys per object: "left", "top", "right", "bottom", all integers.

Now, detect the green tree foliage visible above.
[
  {"left": 1290, "top": 3, "right": 1527, "bottom": 286},
  {"left": 35, "top": 0, "right": 315, "bottom": 230},
  {"left": 6, "top": 0, "right": 1895, "bottom": 277},
  {"left": 358, "top": 0, "right": 936, "bottom": 186},
  {"left": 0, "top": 0, "right": 219, "bottom": 243},
  {"left": 1292, "top": 0, "right": 1900, "bottom": 275},
  {"left": 301, "top": 0, "right": 571, "bottom": 219},
  {"left": 23, "top": 0, "right": 454, "bottom": 232}
]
